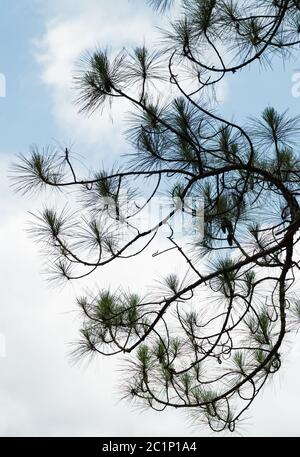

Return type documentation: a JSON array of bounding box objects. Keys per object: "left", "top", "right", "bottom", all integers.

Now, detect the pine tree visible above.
[{"left": 12, "top": 0, "right": 300, "bottom": 432}]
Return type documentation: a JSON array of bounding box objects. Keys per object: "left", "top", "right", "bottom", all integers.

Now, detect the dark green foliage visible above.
[{"left": 11, "top": 0, "right": 300, "bottom": 434}]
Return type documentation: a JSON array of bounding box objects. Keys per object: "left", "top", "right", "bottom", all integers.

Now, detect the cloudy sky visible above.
[{"left": 1, "top": 0, "right": 300, "bottom": 437}]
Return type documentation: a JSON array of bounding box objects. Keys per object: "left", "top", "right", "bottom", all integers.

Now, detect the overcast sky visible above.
[{"left": 1, "top": 0, "right": 300, "bottom": 437}]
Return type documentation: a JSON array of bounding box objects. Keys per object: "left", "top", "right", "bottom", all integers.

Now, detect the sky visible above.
[{"left": 1, "top": 0, "right": 300, "bottom": 437}]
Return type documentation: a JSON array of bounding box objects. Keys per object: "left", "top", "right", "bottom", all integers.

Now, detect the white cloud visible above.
[
  {"left": 0, "top": 155, "right": 208, "bottom": 437},
  {"left": 34, "top": 0, "right": 228, "bottom": 149},
  {"left": 2, "top": 149, "right": 300, "bottom": 436},
  {"left": 2, "top": 0, "right": 299, "bottom": 438},
  {"left": 34, "top": 0, "right": 161, "bottom": 148}
]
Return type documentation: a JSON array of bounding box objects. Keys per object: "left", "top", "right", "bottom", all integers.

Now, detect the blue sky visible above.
[
  {"left": 1, "top": 0, "right": 299, "bottom": 155},
  {"left": 0, "top": 1, "right": 54, "bottom": 151},
  {"left": 1, "top": 0, "right": 300, "bottom": 437},
  {"left": 224, "top": 59, "right": 300, "bottom": 119}
]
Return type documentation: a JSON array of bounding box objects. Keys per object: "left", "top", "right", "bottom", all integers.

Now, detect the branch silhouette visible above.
[{"left": 11, "top": 0, "right": 300, "bottom": 432}]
